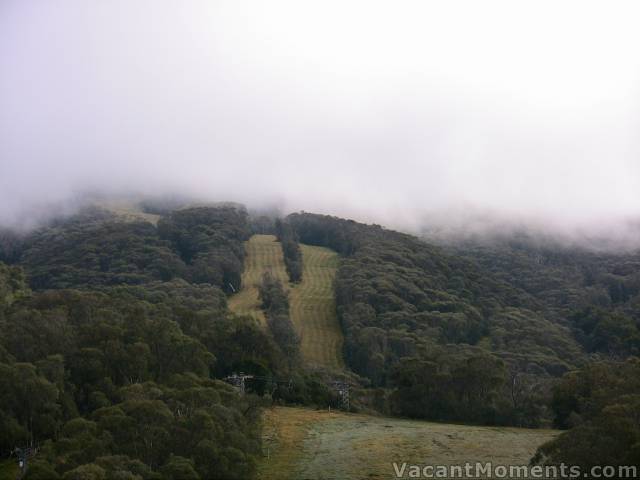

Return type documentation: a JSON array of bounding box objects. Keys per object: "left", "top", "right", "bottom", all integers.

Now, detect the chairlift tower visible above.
[
  {"left": 14, "top": 446, "right": 36, "bottom": 478},
  {"left": 331, "top": 380, "right": 350, "bottom": 410},
  {"left": 224, "top": 372, "right": 254, "bottom": 395}
]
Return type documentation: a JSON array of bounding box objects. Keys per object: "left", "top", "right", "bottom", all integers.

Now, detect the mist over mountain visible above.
[
  {"left": 2, "top": 1, "right": 639, "bottom": 239},
  {"left": 2, "top": 4, "right": 640, "bottom": 476}
]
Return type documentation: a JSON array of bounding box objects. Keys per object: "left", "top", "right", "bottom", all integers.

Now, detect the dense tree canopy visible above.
[
  {"left": 1, "top": 205, "right": 638, "bottom": 477},
  {"left": 288, "top": 213, "right": 639, "bottom": 427},
  {"left": 17, "top": 209, "right": 186, "bottom": 289},
  {"left": 157, "top": 206, "right": 249, "bottom": 293},
  {"left": 533, "top": 358, "right": 640, "bottom": 470},
  {"left": 0, "top": 207, "right": 260, "bottom": 478},
  {"left": 0, "top": 274, "right": 273, "bottom": 478},
  {"left": 0, "top": 206, "right": 341, "bottom": 478},
  {"left": 259, "top": 272, "right": 300, "bottom": 363},
  {"left": 274, "top": 219, "right": 303, "bottom": 283}
]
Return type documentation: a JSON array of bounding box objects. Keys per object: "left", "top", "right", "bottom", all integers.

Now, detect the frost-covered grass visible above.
[{"left": 258, "top": 406, "right": 558, "bottom": 480}]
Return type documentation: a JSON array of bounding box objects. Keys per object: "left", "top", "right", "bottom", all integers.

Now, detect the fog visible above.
[{"left": 1, "top": 1, "right": 639, "bottom": 240}]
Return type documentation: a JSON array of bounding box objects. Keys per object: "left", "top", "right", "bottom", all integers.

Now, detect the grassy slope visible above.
[
  {"left": 231, "top": 236, "right": 556, "bottom": 479},
  {"left": 228, "top": 234, "right": 290, "bottom": 327},
  {"left": 229, "top": 235, "right": 344, "bottom": 370},
  {"left": 258, "top": 407, "right": 558, "bottom": 480},
  {"left": 289, "top": 244, "right": 343, "bottom": 370}
]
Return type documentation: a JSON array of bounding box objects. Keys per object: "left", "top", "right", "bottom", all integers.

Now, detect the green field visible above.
[
  {"left": 228, "top": 234, "right": 290, "bottom": 326},
  {"left": 258, "top": 407, "right": 558, "bottom": 480},
  {"left": 289, "top": 244, "right": 343, "bottom": 370}
]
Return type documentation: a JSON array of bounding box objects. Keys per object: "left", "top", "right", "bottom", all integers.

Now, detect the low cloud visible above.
[{"left": 1, "top": 1, "right": 639, "bottom": 240}]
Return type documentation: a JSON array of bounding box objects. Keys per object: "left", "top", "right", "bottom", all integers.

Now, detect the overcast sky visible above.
[{"left": 1, "top": 1, "right": 639, "bottom": 233}]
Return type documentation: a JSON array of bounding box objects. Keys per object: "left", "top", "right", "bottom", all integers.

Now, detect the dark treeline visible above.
[
  {"left": 445, "top": 236, "right": 640, "bottom": 359},
  {"left": 2, "top": 205, "right": 639, "bottom": 474},
  {"left": 0, "top": 206, "right": 332, "bottom": 480},
  {"left": 532, "top": 358, "right": 640, "bottom": 470},
  {"left": 288, "top": 213, "right": 571, "bottom": 426},
  {"left": 157, "top": 207, "right": 249, "bottom": 293},
  {"left": 448, "top": 237, "right": 640, "bottom": 469},
  {"left": 259, "top": 272, "right": 300, "bottom": 362},
  {"left": 0, "top": 271, "right": 266, "bottom": 479},
  {"left": 287, "top": 212, "right": 640, "bottom": 446},
  {"left": 274, "top": 219, "right": 303, "bottom": 283},
  {"left": 3, "top": 206, "right": 249, "bottom": 294},
  {"left": 14, "top": 208, "right": 185, "bottom": 289}
]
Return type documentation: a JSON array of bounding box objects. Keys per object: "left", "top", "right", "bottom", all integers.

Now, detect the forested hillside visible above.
[
  {"left": 288, "top": 213, "right": 640, "bottom": 433},
  {"left": 446, "top": 237, "right": 640, "bottom": 358},
  {"left": 288, "top": 215, "right": 577, "bottom": 397},
  {"left": 447, "top": 236, "right": 640, "bottom": 469},
  {"left": 0, "top": 207, "right": 638, "bottom": 477},
  {"left": 0, "top": 207, "right": 332, "bottom": 480}
]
